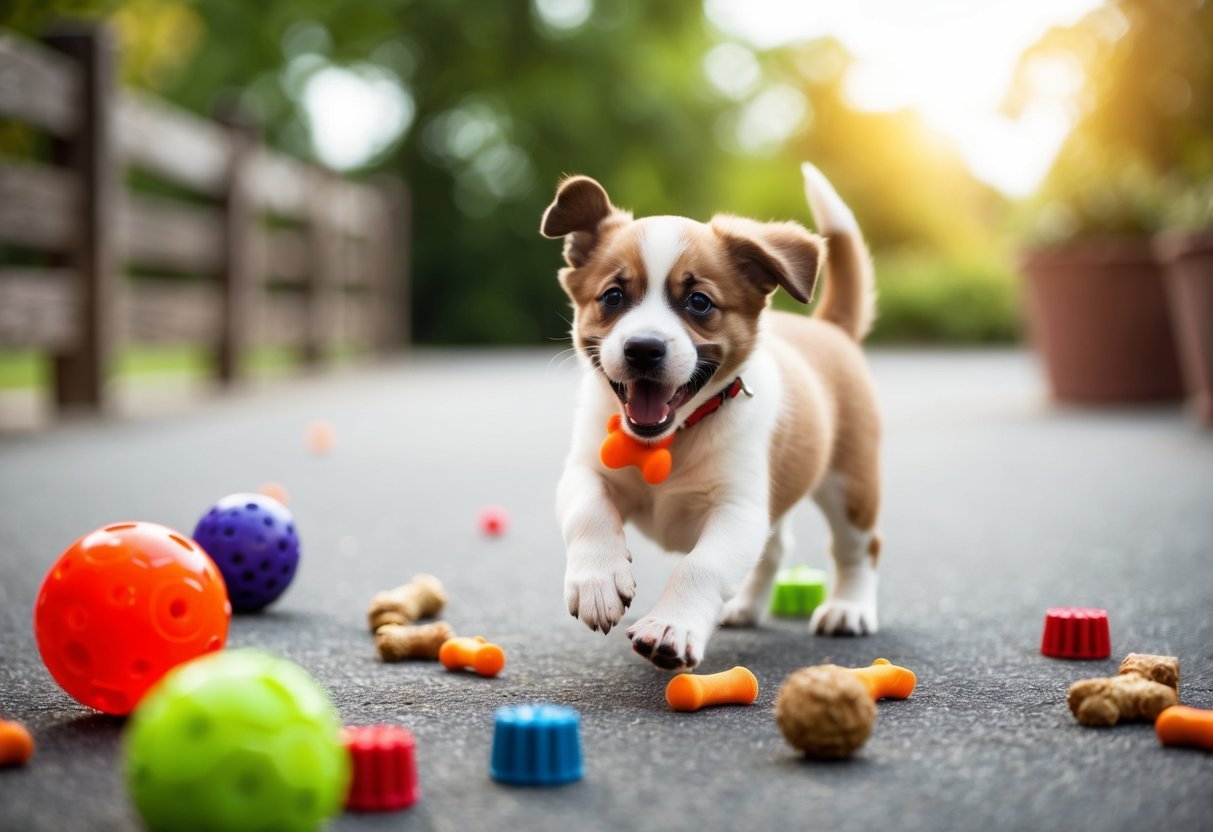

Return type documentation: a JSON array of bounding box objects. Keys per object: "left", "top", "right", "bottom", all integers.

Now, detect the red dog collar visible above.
[
  {"left": 600, "top": 377, "right": 750, "bottom": 484},
  {"left": 681, "top": 377, "right": 748, "bottom": 429}
]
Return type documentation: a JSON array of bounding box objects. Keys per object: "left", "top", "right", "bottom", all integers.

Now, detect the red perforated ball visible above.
[{"left": 33, "top": 522, "right": 231, "bottom": 715}]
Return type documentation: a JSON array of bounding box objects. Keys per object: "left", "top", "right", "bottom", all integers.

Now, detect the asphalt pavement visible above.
[{"left": 1, "top": 348, "right": 1211, "bottom": 832}]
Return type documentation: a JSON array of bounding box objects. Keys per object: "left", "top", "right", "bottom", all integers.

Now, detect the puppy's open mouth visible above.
[{"left": 608, "top": 361, "right": 718, "bottom": 438}]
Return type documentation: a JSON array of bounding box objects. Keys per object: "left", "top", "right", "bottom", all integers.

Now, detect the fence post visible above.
[
  {"left": 302, "top": 172, "right": 337, "bottom": 367},
  {"left": 215, "top": 106, "right": 256, "bottom": 384},
  {"left": 374, "top": 177, "right": 410, "bottom": 351},
  {"left": 44, "top": 24, "right": 117, "bottom": 412}
]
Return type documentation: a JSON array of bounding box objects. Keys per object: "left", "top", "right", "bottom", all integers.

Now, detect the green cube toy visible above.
[
  {"left": 770, "top": 565, "right": 827, "bottom": 617},
  {"left": 124, "top": 649, "right": 350, "bottom": 832}
]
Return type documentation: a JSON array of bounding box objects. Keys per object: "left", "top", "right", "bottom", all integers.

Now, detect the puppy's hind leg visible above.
[
  {"left": 809, "top": 471, "right": 881, "bottom": 636},
  {"left": 720, "top": 520, "right": 791, "bottom": 627}
]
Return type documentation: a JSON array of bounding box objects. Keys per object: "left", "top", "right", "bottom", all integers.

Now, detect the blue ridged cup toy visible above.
[
  {"left": 193, "top": 494, "right": 299, "bottom": 612},
  {"left": 490, "top": 703, "right": 582, "bottom": 786}
]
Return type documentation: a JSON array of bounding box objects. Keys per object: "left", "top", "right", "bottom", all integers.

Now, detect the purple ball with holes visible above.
[{"left": 192, "top": 493, "right": 300, "bottom": 612}]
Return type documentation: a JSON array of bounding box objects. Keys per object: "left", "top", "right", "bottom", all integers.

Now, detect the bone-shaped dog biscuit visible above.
[
  {"left": 367, "top": 573, "right": 447, "bottom": 631},
  {"left": 376, "top": 620, "right": 455, "bottom": 661},
  {"left": 1068, "top": 653, "right": 1180, "bottom": 726},
  {"left": 600, "top": 414, "right": 674, "bottom": 484}
]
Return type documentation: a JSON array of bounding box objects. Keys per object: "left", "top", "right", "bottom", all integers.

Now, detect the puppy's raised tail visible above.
[{"left": 802, "top": 162, "right": 876, "bottom": 342}]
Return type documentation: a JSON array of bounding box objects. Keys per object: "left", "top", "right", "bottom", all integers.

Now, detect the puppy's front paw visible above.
[
  {"left": 809, "top": 598, "right": 878, "bottom": 636},
  {"left": 626, "top": 616, "right": 706, "bottom": 671},
  {"left": 565, "top": 561, "right": 636, "bottom": 635},
  {"left": 720, "top": 595, "right": 762, "bottom": 628}
]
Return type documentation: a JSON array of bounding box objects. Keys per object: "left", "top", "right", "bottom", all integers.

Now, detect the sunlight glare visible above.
[
  {"left": 302, "top": 64, "right": 414, "bottom": 170},
  {"left": 704, "top": 0, "right": 1106, "bottom": 195}
]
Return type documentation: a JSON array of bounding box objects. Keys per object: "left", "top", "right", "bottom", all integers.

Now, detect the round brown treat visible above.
[{"left": 774, "top": 665, "right": 877, "bottom": 758}]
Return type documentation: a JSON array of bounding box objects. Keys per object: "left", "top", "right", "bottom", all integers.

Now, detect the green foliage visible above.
[
  {"left": 866, "top": 252, "right": 1020, "bottom": 344},
  {"left": 6, "top": 0, "right": 1051, "bottom": 348},
  {"left": 0, "top": 346, "right": 305, "bottom": 390},
  {"left": 1018, "top": 0, "right": 1213, "bottom": 241},
  {"left": 1017, "top": 152, "right": 1179, "bottom": 245}
]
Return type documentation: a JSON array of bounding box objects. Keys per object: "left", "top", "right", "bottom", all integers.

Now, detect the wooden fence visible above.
[{"left": 0, "top": 23, "right": 408, "bottom": 413}]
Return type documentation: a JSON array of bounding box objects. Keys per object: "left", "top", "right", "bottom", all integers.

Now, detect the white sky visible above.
[{"left": 705, "top": 0, "right": 1106, "bottom": 196}]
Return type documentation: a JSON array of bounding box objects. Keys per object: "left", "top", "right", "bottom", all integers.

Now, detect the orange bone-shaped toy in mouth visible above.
[{"left": 600, "top": 414, "right": 674, "bottom": 484}]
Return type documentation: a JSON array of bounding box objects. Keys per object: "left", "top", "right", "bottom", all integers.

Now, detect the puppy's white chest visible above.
[
  {"left": 627, "top": 489, "right": 714, "bottom": 553},
  {"left": 612, "top": 447, "right": 731, "bottom": 553}
]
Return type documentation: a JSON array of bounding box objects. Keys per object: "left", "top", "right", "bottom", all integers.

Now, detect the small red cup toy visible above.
[
  {"left": 33, "top": 522, "right": 231, "bottom": 715},
  {"left": 344, "top": 725, "right": 420, "bottom": 811},
  {"left": 1041, "top": 607, "right": 1111, "bottom": 659}
]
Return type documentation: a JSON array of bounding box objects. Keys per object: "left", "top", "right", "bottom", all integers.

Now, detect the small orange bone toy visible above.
[
  {"left": 0, "top": 719, "right": 34, "bottom": 767},
  {"left": 666, "top": 666, "right": 759, "bottom": 712},
  {"left": 600, "top": 414, "right": 674, "bottom": 485},
  {"left": 1155, "top": 705, "right": 1213, "bottom": 751},
  {"left": 439, "top": 636, "right": 506, "bottom": 677},
  {"left": 847, "top": 659, "right": 916, "bottom": 700}
]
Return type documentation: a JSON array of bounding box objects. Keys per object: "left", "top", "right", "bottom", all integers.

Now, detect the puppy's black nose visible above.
[{"left": 624, "top": 335, "right": 666, "bottom": 372}]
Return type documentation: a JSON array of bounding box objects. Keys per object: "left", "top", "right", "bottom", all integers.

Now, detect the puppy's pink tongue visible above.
[{"left": 625, "top": 382, "right": 673, "bottom": 426}]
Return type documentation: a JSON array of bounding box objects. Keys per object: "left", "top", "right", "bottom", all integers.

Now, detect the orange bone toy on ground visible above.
[
  {"left": 0, "top": 719, "right": 34, "bottom": 767},
  {"left": 600, "top": 415, "right": 674, "bottom": 485},
  {"left": 847, "top": 659, "right": 916, "bottom": 700},
  {"left": 439, "top": 636, "right": 506, "bottom": 677},
  {"left": 1155, "top": 705, "right": 1213, "bottom": 751},
  {"left": 666, "top": 666, "right": 759, "bottom": 712}
]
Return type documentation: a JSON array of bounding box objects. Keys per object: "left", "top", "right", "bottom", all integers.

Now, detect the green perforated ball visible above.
[{"left": 124, "top": 649, "right": 350, "bottom": 832}]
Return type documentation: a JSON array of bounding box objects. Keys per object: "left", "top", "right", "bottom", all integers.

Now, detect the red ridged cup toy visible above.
[
  {"left": 33, "top": 522, "right": 231, "bottom": 715},
  {"left": 1041, "top": 607, "right": 1111, "bottom": 659},
  {"left": 344, "top": 725, "right": 420, "bottom": 811}
]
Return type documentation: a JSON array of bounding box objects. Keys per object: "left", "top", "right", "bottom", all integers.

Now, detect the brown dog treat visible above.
[
  {"left": 774, "top": 665, "right": 876, "bottom": 759},
  {"left": 1118, "top": 653, "right": 1179, "bottom": 691},
  {"left": 376, "top": 621, "right": 455, "bottom": 661},
  {"left": 1068, "top": 653, "right": 1181, "bottom": 727},
  {"left": 367, "top": 574, "right": 447, "bottom": 631}
]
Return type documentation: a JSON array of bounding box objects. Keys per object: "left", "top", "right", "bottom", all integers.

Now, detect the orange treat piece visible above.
[
  {"left": 306, "top": 420, "right": 335, "bottom": 455},
  {"left": 257, "top": 481, "right": 290, "bottom": 506},
  {"left": 1156, "top": 705, "right": 1213, "bottom": 751},
  {"left": 600, "top": 414, "right": 674, "bottom": 485},
  {"left": 438, "top": 636, "right": 505, "bottom": 677},
  {"left": 666, "top": 666, "right": 759, "bottom": 712},
  {"left": 0, "top": 719, "right": 34, "bottom": 767},
  {"left": 847, "top": 659, "right": 916, "bottom": 700}
]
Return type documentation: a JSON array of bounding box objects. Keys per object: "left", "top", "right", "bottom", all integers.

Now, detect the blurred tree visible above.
[
  {"left": 4, "top": 0, "right": 1015, "bottom": 344},
  {"left": 1015, "top": 0, "right": 1213, "bottom": 240}
]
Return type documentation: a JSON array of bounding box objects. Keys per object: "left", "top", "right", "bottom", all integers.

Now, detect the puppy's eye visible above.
[
  {"left": 600, "top": 287, "right": 624, "bottom": 309},
  {"left": 685, "top": 292, "right": 714, "bottom": 316}
]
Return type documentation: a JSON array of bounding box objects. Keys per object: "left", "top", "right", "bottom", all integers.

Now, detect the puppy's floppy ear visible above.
[
  {"left": 541, "top": 176, "right": 626, "bottom": 267},
  {"left": 710, "top": 215, "right": 825, "bottom": 304}
]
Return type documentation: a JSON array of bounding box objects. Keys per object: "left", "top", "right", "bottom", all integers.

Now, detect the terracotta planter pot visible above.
[
  {"left": 1020, "top": 237, "right": 1185, "bottom": 403},
  {"left": 1156, "top": 229, "right": 1213, "bottom": 425}
]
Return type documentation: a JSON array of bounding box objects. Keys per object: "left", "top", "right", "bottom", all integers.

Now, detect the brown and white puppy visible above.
[{"left": 543, "top": 164, "right": 882, "bottom": 671}]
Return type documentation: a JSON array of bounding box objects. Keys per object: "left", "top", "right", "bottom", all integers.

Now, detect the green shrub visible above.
[
  {"left": 770, "top": 249, "right": 1021, "bottom": 344},
  {"left": 866, "top": 251, "right": 1021, "bottom": 344}
]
